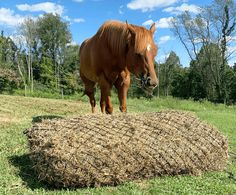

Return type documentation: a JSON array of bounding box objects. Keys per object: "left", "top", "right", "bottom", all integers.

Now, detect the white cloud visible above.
[
  {"left": 74, "top": 18, "right": 85, "bottom": 23},
  {"left": 158, "top": 35, "right": 173, "bottom": 44},
  {"left": 62, "top": 16, "right": 85, "bottom": 24},
  {"left": 16, "top": 2, "right": 64, "bottom": 16},
  {"left": 63, "top": 15, "right": 72, "bottom": 22},
  {"left": 163, "top": 3, "right": 201, "bottom": 14},
  {"left": 227, "top": 46, "right": 236, "bottom": 65},
  {"left": 155, "top": 53, "right": 170, "bottom": 63},
  {"left": 227, "top": 36, "right": 236, "bottom": 42},
  {"left": 127, "top": 0, "right": 179, "bottom": 12},
  {"left": 193, "top": 38, "right": 202, "bottom": 44},
  {"left": 73, "top": 0, "right": 84, "bottom": 2},
  {"left": 119, "top": 5, "right": 124, "bottom": 15},
  {"left": 119, "top": 10, "right": 124, "bottom": 14},
  {"left": 143, "top": 17, "right": 173, "bottom": 29},
  {"left": 228, "top": 46, "right": 236, "bottom": 54},
  {"left": 142, "top": 19, "right": 154, "bottom": 26},
  {"left": 0, "top": 8, "right": 25, "bottom": 26},
  {"left": 155, "top": 17, "right": 173, "bottom": 28}
]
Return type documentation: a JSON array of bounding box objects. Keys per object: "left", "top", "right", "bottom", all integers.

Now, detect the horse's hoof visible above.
[
  {"left": 119, "top": 106, "right": 127, "bottom": 113},
  {"left": 105, "top": 107, "right": 113, "bottom": 114}
]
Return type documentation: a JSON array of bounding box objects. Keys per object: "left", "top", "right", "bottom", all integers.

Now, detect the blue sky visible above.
[{"left": 0, "top": 0, "right": 227, "bottom": 66}]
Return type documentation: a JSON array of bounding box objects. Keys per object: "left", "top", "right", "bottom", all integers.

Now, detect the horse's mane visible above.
[{"left": 94, "top": 20, "right": 154, "bottom": 56}]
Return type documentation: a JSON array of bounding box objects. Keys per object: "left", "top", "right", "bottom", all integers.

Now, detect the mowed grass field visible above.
[{"left": 0, "top": 94, "right": 236, "bottom": 194}]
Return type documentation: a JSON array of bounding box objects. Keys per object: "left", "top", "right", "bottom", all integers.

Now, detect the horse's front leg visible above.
[
  {"left": 99, "top": 74, "right": 113, "bottom": 114},
  {"left": 114, "top": 71, "right": 130, "bottom": 112}
]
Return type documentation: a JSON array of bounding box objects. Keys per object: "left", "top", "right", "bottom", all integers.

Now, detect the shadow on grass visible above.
[
  {"left": 8, "top": 154, "right": 112, "bottom": 191},
  {"left": 32, "top": 115, "right": 64, "bottom": 123},
  {"left": 8, "top": 154, "right": 51, "bottom": 190},
  {"left": 9, "top": 154, "right": 80, "bottom": 190},
  {"left": 9, "top": 115, "right": 65, "bottom": 190}
]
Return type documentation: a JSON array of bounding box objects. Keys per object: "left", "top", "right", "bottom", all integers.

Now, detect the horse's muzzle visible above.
[
  {"left": 145, "top": 76, "right": 158, "bottom": 88},
  {"left": 139, "top": 74, "right": 157, "bottom": 96},
  {"left": 141, "top": 74, "right": 158, "bottom": 89}
]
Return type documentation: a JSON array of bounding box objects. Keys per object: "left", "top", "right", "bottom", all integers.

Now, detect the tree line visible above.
[
  {"left": 0, "top": 13, "right": 82, "bottom": 96},
  {"left": 0, "top": 0, "right": 236, "bottom": 104},
  {"left": 169, "top": 0, "right": 236, "bottom": 104},
  {"left": 157, "top": 50, "right": 236, "bottom": 103},
  {"left": 127, "top": 0, "right": 236, "bottom": 104}
]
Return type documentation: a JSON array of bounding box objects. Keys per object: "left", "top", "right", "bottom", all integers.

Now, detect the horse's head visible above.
[{"left": 126, "top": 22, "right": 158, "bottom": 94}]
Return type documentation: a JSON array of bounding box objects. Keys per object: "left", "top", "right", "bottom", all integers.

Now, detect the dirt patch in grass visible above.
[{"left": 0, "top": 114, "right": 19, "bottom": 127}]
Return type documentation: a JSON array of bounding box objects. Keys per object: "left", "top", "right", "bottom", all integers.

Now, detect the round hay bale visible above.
[{"left": 26, "top": 110, "right": 229, "bottom": 188}]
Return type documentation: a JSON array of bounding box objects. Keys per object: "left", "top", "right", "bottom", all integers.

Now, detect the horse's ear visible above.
[
  {"left": 150, "top": 23, "right": 156, "bottom": 34},
  {"left": 126, "top": 20, "right": 136, "bottom": 37}
]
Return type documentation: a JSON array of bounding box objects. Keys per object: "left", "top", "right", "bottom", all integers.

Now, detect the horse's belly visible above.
[
  {"left": 80, "top": 53, "right": 99, "bottom": 82},
  {"left": 81, "top": 65, "right": 99, "bottom": 82}
]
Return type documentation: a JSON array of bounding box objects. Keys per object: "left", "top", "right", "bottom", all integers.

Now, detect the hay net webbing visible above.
[{"left": 26, "top": 110, "right": 229, "bottom": 188}]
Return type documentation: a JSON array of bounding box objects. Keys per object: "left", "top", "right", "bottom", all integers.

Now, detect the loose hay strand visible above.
[{"left": 26, "top": 110, "right": 229, "bottom": 188}]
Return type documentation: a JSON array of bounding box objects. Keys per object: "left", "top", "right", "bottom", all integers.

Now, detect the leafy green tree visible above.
[
  {"left": 171, "top": 67, "right": 190, "bottom": 99},
  {"left": 39, "top": 56, "right": 55, "bottom": 88},
  {"left": 0, "top": 32, "right": 20, "bottom": 93},
  {"left": 0, "top": 32, "right": 17, "bottom": 69},
  {"left": 192, "top": 43, "right": 223, "bottom": 101},
  {"left": 0, "top": 14, "right": 84, "bottom": 96},
  {"left": 15, "top": 47, "right": 28, "bottom": 95},
  {"left": 19, "top": 17, "right": 39, "bottom": 92},
  {"left": 0, "top": 68, "right": 21, "bottom": 93},
  {"left": 159, "top": 51, "right": 181, "bottom": 96},
  {"left": 171, "top": 0, "right": 236, "bottom": 103},
  {"left": 37, "top": 13, "right": 72, "bottom": 91},
  {"left": 225, "top": 65, "right": 236, "bottom": 103},
  {"left": 61, "top": 44, "right": 82, "bottom": 95}
]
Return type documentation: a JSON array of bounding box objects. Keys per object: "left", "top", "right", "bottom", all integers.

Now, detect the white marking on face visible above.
[{"left": 147, "top": 43, "right": 151, "bottom": 52}]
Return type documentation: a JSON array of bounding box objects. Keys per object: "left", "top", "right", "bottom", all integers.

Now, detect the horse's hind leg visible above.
[
  {"left": 81, "top": 74, "right": 96, "bottom": 113},
  {"left": 85, "top": 87, "right": 96, "bottom": 113}
]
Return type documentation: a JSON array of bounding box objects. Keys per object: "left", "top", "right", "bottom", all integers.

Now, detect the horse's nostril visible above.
[
  {"left": 146, "top": 77, "right": 151, "bottom": 86},
  {"left": 152, "top": 80, "right": 158, "bottom": 88},
  {"left": 148, "top": 78, "right": 158, "bottom": 88}
]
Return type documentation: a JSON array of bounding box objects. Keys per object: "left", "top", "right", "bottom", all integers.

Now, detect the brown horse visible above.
[{"left": 79, "top": 20, "right": 158, "bottom": 114}]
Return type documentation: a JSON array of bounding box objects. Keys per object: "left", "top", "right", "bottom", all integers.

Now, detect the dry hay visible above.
[{"left": 26, "top": 110, "right": 229, "bottom": 188}]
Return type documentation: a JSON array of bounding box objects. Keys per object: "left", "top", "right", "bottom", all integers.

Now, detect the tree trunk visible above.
[
  {"left": 31, "top": 60, "right": 33, "bottom": 92},
  {"left": 220, "top": 4, "right": 236, "bottom": 104},
  {"left": 157, "top": 64, "right": 160, "bottom": 98},
  {"left": 17, "top": 56, "right": 28, "bottom": 96}
]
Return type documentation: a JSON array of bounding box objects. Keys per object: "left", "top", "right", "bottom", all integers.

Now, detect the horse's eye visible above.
[{"left": 136, "top": 53, "right": 142, "bottom": 58}]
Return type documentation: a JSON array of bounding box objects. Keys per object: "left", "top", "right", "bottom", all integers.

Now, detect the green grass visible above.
[{"left": 0, "top": 94, "right": 236, "bottom": 194}]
